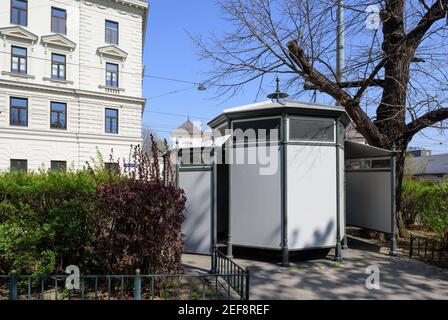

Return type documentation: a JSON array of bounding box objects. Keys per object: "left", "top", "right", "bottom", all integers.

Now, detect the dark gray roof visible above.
[
  {"left": 345, "top": 141, "right": 392, "bottom": 159},
  {"left": 407, "top": 153, "right": 448, "bottom": 175},
  {"left": 208, "top": 100, "right": 349, "bottom": 128}
]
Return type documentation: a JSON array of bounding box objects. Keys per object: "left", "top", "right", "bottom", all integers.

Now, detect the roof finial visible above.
[{"left": 267, "top": 76, "right": 289, "bottom": 102}]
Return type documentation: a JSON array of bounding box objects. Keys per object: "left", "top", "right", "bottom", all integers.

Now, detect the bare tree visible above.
[
  {"left": 142, "top": 128, "right": 157, "bottom": 155},
  {"left": 142, "top": 128, "right": 169, "bottom": 156},
  {"left": 195, "top": 0, "right": 448, "bottom": 236}
]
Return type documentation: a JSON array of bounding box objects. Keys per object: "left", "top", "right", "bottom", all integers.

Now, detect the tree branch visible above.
[
  {"left": 354, "top": 59, "right": 387, "bottom": 102},
  {"left": 407, "top": 107, "right": 448, "bottom": 137},
  {"left": 304, "top": 79, "right": 385, "bottom": 90},
  {"left": 287, "top": 39, "right": 387, "bottom": 146},
  {"left": 405, "top": 0, "right": 448, "bottom": 52}
]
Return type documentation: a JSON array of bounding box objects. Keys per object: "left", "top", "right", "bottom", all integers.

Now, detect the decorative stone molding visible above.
[
  {"left": 1, "top": 71, "right": 35, "bottom": 79},
  {"left": 99, "top": 85, "right": 126, "bottom": 94},
  {"left": 0, "top": 26, "right": 38, "bottom": 48},
  {"left": 41, "top": 34, "right": 77, "bottom": 56},
  {"left": 43, "top": 77, "right": 74, "bottom": 85},
  {"left": 97, "top": 45, "right": 128, "bottom": 62}
]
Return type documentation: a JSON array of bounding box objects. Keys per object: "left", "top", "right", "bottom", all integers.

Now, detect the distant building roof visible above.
[
  {"left": 172, "top": 120, "right": 201, "bottom": 135},
  {"left": 406, "top": 148, "right": 432, "bottom": 157},
  {"left": 406, "top": 153, "right": 448, "bottom": 176},
  {"left": 345, "top": 123, "right": 366, "bottom": 144}
]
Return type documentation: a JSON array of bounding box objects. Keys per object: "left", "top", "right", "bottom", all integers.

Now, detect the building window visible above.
[
  {"left": 233, "top": 118, "right": 281, "bottom": 144},
  {"left": 105, "top": 162, "right": 119, "bottom": 173},
  {"left": 10, "top": 97, "right": 28, "bottom": 127},
  {"left": 51, "top": 160, "right": 67, "bottom": 172},
  {"left": 11, "top": 46, "right": 27, "bottom": 74},
  {"left": 50, "top": 102, "right": 67, "bottom": 129},
  {"left": 51, "top": 7, "right": 67, "bottom": 34},
  {"left": 105, "top": 63, "right": 119, "bottom": 87},
  {"left": 105, "top": 108, "right": 118, "bottom": 134},
  {"left": 105, "top": 20, "right": 119, "bottom": 45},
  {"left": 10, "top": 159, "right": 27, "bottom": 172},
  {"left": 371, "top": 159, "right": 391, "bottom": 169},
  {"left": 51, "top": 53, "right": 66, "bottom": 80},
  {"left": 11, "top": 0, "right": 27, "bottom": 26},
  {"left": 289, "top": 118, "right": 335, "bottom": 142}
]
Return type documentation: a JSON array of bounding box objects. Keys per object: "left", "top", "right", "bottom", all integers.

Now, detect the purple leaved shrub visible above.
[{"left": 88, "top": 135, "right": 186, "bottom": 275}]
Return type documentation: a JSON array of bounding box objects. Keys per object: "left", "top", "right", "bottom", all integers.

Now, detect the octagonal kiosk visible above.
[{"left": 208, "top": 100, "right": 349, "bottom": 265}]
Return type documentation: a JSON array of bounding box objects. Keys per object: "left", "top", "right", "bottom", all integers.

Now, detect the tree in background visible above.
[
  {"left": 142, "top": 128, "right": 169, "bottom": 156},
  {"left": 195, "top": 0, "right": 448, "bottom": 236}
]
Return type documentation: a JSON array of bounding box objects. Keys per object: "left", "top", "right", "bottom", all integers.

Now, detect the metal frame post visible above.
[
  {"left": 10, "top": 272, "right": 17, "bottom": 300},
  {"left": 134, "top": 269, "right": 141, "bottom": 300},
  {"left": 334, "top": 120, "right": 343, "bottom": 262},
  {"left": 281, "top": 115, "right": 289, "bottom": 267},
  {"left": 245, "top": 268, "right": 250, "bottom": 300},
  {"left": 227, "top": 122, "right": 233, "bottom": 258},
  {"left": 211, "top": 148, "right": 218, "bottom": 272},
  {"left": 390, "top": 145, "right": 398, "bottom": 256}
]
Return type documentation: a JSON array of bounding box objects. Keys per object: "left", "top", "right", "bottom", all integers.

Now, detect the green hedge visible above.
[
  {"left": 0, "top": 144, "right": 185, "bottom": 275},
  {"left": 402, "top": 180, "right": 448, "bottom": 241},
  {"left": 0, "top": 171, "right": 97, "bottom": 274}
]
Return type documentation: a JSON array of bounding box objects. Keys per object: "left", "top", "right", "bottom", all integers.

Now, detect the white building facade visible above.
[{"left": 0, "top": 0, "right": 148, "bottom": 172}]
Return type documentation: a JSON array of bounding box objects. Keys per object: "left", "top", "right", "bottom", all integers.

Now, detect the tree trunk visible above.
[{"left": 394, "top": 141, "right": 410, "bottom": 238}]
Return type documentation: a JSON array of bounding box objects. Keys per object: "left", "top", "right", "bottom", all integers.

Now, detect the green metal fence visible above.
[
  {"left": 409, "top": 234, "right": 448, "bottom": 268},
  {"left": 0, "top": 270, "right": 250, "bottom": 300},
  {"left": 212, "top": 249, "right": 250, "bottom": 300}
]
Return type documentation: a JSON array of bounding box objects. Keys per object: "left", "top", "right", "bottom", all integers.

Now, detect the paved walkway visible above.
[{"left": 182, "top": 236, "right": 448, "bottom": 300}]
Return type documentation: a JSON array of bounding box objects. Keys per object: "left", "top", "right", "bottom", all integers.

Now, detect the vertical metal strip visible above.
[
  {"left": 390, "top": 146, "right": 398, "bottom": 255},
  {"left": 334, "top": 120, "right": 343, "bottom": 261},
  {"left": 281, "top": 114, "right": 289, "bottom": 266},
  {"left": 227, "top": 121, "right": 233, "bottom": 257},
  {"left": 211, "top": 150, "right": 217, "bottom": 271}
]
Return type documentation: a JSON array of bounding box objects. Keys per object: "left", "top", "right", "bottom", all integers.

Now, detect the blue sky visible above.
[
  {"left": 142, "top": 0, "right": 254, "bottom": 139},
  {"left": 142, "top": 0, "right": 448, "bottom": 154}
]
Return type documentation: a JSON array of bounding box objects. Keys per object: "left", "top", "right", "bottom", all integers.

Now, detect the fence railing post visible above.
[
  {"left": 134, "top": 269, "right": 141, "bottom": 300},
  {"left": 211, "top": 250, "right": 217, "bottom": 274},
  {"left": 245, "top": 268, "right": 250, "bottom": 301},
  {"left": 409, "top": 234, "right": 414, "bottom": 258},
  {"left": 9, "top": 271, "right": 17, "bottom": 300}
]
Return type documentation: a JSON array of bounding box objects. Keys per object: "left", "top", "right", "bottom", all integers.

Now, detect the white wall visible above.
[
  {"left": 179, "top": 169, "right": 212, "bottom": 255},
  {"left": 0, "top": 0, "right": 147, "bottom": 171},
  {"left": 0, "top": 0, "right": 146, "bottom": 97},
  {"left": 0, "top": 88, "right": 142, "bottom": 171},
  {"left": 230, "top": 146, "right": 282, "bottom": 249},
  {"left": 287, "top": 145, "right": 337, "bottom": 250},
  {"left": 79, "top": 0, "right": 144, "bottom": 97}
]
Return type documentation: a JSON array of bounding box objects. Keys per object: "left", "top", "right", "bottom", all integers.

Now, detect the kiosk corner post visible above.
[{"left": 389, "top": 144, "right": 398, "bottom": 256}]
